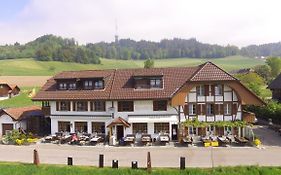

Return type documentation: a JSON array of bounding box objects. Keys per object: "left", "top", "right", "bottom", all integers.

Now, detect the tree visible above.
[
  {"left": 254, "top": 65, "right": 271, "bottom": 82},
  {"left": 266, "top": 57, "right": 281, "bottom": 78},
  {"left": 235, "top": 73, "right": 265, "bottom": 97},
  {"left": 144, "top": 59, "right": 154, "bottom": 68}
]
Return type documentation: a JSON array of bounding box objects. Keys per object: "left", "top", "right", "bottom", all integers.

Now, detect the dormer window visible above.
[
  {"left": 94, "top": 80, "right": 104, "bottom": 89},
  {"left": 150, "top": 78, "right": 162, "bottom": 88},
  {"left": 59, "top": 83, "right": 67, "bottom": 90},
  {"left": 84, "top": 80, "right": 93, "bottom": 89},
  {"left": 69, "top": 83, "right": 76, "bottom": 90}
]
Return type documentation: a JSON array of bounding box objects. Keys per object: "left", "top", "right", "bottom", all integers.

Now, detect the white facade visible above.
[
  {"left": 0, "top": 114, "right": 26, "bottom": 136},
  {"left": 48, "top": 84, "right": 243, "bottom": 139}
]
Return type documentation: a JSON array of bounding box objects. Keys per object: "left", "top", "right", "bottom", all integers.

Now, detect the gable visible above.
[
  {"left": 268, "top": 73, "right": 281, "bottom": 89},
  {"left": 190, "top": 62, "right": 236, "bottom": 81}
]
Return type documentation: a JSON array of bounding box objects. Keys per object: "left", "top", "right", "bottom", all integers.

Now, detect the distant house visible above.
[
  {"left": 229, "top": 68, "right": 254, "bottom": 75},
  {"left": 268, "top": 73, "right": 281, "bottom": 102},
  {"left": 0, "top": 106, "right": 46, "bottom": 136},
  {"left": 0, "top": 82, "right": 20, "bottom": 100}
]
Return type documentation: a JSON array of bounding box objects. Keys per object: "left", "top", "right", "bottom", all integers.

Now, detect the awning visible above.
[
  {"left": 107, "top": 117, "right": 131, "bottom": 128},
  {"left": 128, "top": 115, "right": 178, "bottom": 123}
]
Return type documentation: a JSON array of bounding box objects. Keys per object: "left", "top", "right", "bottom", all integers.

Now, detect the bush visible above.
[
  {"left": 246, "top": 100, "right": 281, "bottom": 124},
  {"left": 1, "top": 130, "right": 36, "bottom": 145}
]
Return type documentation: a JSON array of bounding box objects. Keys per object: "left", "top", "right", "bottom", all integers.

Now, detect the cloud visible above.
[{"left": 0, "top": 0, "right": 281, "bottom": 46}]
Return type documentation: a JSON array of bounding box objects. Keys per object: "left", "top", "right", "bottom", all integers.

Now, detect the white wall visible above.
[{"left": 0, "top": 114, "right": 26, "bottom": 136}]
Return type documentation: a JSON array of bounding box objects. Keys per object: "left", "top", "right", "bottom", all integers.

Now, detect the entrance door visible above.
[
  {"left": 116, "top": 125, "right": 124, "bottom": 140},
  {"left": 2, "top": 124, "right": 13, "bottom": 135},
  {"left": 171, "top": 124, "right": 178, "bottom": 140}
]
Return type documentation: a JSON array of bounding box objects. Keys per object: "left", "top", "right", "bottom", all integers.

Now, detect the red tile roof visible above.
[
  {"left": 0, "top": 106, "right": 43, "bottom": 121},
  {"left": 107, "top": 117, "right": 131, "bottom": 128},
  {"left": 33, "top": 62, "right": 239, "bottom": 101},
  {"left": 190, "top": 62, "right": 236, "bottom": 81}
]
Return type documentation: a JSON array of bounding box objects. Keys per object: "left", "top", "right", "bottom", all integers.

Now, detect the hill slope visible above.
[{"left": 0, "top": 56, "right": 264, "bottom": 76}]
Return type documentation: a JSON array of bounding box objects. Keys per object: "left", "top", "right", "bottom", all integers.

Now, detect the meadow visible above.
[
  {"left": 0, "top": 87, "right": 40, "bottom": 108},
  {"left": 0, "top": 56, "right": 264, "bottom": 76},
  {"left": 0, "top": 162, "right": 279, "bottom": 175}
]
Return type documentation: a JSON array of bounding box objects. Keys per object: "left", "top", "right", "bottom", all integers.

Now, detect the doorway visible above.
[
  {"left": 171, "top": 124, "right": 178, "bottom": 140},
  {"left": 2, "top": 123, "right": 13, "bottom": 135},
  {"left": 116, "top": 125, "right": 124, "bottom": 140}
]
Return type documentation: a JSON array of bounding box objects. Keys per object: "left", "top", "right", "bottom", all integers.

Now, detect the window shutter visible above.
[
  {"left": 90, "top": 101, "right": 94, "bottom": 111},
  {"left": 196, "top": 86, "right": 200, "bottom": 95},
  {"left": 215, "top": 104, "right": 219, "bottom": 115},
  {"left": 204, "top": 85, "right": 209, "bottom": 96},
  {"left": 211, "top": 85, "right": 215, "bottom": 96},
  {"left": 73, "top": 101, "right": 76, "bottom": 111},
  {"left": 67, "top": 101, "right": 70, "bottom": 111},
  {"left": 202, "top": 104, "right": 206, "bottom": 115},
  {"left": 184, "top": 104, "right": 189, "bottom": 115},
  {"left": 56, "top": 101, "right": 59, "bottom": 111},
  {"left": 118, "top": 102, "right": 122, "bottom": 112},
  {"left": 219, "top": 104, "right": 224, "bottom": 115},
  {"left": 197, "top": 104, "right": 201, "bottom": 115},
  {"left": 232, "top": 103, "right": 238, "bottom": 115}
]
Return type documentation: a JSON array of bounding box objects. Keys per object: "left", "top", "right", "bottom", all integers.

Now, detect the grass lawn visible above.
[
  {"left": 0, "top": 87, "right": 41, "bottom": 108},
  {"left": 0, "top": 162, "right": 280, "bottom": 175},
  {"left": 0, "top": 56, "right": 264, "bottom": 76}
]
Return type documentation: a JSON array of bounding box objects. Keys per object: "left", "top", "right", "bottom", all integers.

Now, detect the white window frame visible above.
[
  {"left": 188, "top": 104, "right": 196, "bottom": 115},
  {"left": 224, "top": 103, "right": 232, "bottom": 115},
  {"left": 215, "top": 84, "right": 223, "bottom": 96}
]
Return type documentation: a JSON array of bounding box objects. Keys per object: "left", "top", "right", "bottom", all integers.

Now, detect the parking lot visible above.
[{"left": 0, "top": 125, "right": 280, "bottom": 168}]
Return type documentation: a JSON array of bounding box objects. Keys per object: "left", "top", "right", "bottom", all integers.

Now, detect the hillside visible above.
[{"left": 0, "top": 56, "right": 264, "bottom": 76}]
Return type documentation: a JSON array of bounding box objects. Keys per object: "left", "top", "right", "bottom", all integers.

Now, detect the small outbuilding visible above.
[
  {"left": 0, "top": 106, "right": 46, "bottom": 136},
  {"left": 268, "top": 73, "right": 281, "bottom": 102},
  {"left": 0, "top": 82, "right": 20, "bottom": 100}
]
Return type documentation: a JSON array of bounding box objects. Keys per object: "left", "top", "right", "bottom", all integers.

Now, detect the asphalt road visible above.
[{"left": 0, "top": 143, "right": 281, "bottom": 168}]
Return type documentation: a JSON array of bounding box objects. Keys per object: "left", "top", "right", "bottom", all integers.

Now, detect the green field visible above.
[
  {"left": 0, "top": 56, "right": 264, "bottom": 76},
  {"left": 0, "top": 87, "right": 40, "bottom": 108},
  {"left": 0, "top": 162, "right": 279, "bottom": 175}
]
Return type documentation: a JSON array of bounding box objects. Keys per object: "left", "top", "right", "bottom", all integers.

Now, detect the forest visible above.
[{"left": 1, "top": 34, "right": 281, "bottom": 64}]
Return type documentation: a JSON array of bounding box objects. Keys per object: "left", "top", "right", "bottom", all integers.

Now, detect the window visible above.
[
  {"left": 189, "top": 103, "right": 196, "bottom": 115},
  {"left": 224, "top": 103, "right": 232, "bottom": 115},
  {"left": 84, "top": 80, "right": 93, "bottom": 89},
  {"left": 94, "top": 80, "right": 104, "bottom": 89},
  {"left": 92, "top": 101, "right": 106, "bottom": 111},
  {"left": 92, "top": 122, "right": 105, "bottom": 134},
  {"left": 224, "top": 126, "right": 232, "bottom": 135},
  {"left": 215, "top": 85, "right": 223, "bottom": 96},
  {"left": 42, "top": 101, "right": 50, "bottom": 107},
  {"left": 56, "top": 101, "right": 70, "bottom": 111},
  {"left": 118, "top": 101, "right": 134, "bottom": 112},
  {"left": 59, "top": 83, "right": 67, "bottom": 90},
  {"left": 206, "top": 103, "right": 214, "bottom": 115},
  {"left": 196, "top": 85, "right": 205, "bottom": 96},
  {"left": 69, "top": 83, "right": 76, "bottom": 90},
  {"left": 188, "top": 126, "right": 197, "bottom": 135},
  {"left": 153, "top": 100, "right": 167, "bottom": 111},
  {"left": 74, "top": 101, "right": 88, "bottom": 111},
  {"left": 150, "top": 78, "right": 162, "bottom": 88},
  {"left": 75, "top": 122, "right": 87, "bottom": 133},
  {"left": 58, "top": 121, "right": 70, "bottom": 132},
  {"left": 132, "top": 123, "right": 147, "bottom": 134},
  {"left": 154, "top": 123, "right": 169, "bottom": 134}
]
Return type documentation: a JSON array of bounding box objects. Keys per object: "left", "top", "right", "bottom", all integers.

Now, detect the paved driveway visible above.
[
  {"left": 252, "top": 125, "right": 281, "bottom": 147},
  {"left": 0, "top": 143, "right": 281, "bottom": 168}
]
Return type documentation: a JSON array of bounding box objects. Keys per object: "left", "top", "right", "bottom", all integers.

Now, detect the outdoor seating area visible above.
[
  {"left": 42, "top": 132, "right": 106, "bottom": 146},
  {"left": 181, "top": 134, "right": 250, "bottom": 147}
]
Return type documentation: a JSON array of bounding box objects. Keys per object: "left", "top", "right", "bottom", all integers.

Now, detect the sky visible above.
[{"left": 0, "top": 0, "right": 281, "bottom": 47}]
